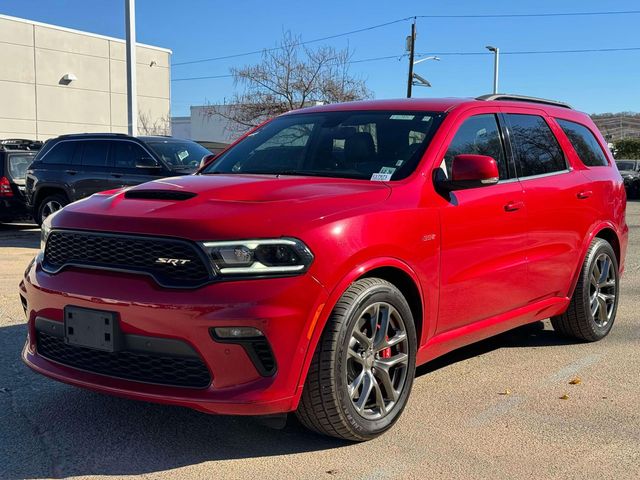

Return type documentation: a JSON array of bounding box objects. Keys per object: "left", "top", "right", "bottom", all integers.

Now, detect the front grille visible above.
[
  {"left": 37, "top": 332, "right": 211, "bottom": 388},
  {"left": 44, "top": 230, "right": 211, "bottom": 288}
]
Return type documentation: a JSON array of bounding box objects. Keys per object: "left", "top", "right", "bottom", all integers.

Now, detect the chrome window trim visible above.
[
  {"left": 38, "top": 138, "right": 158, "bottom": 167},
  {"left": 516, "top": 168, "right": 571, "bottom": 182}
]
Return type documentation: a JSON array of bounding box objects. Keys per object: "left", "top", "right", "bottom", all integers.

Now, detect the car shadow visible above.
[
  {"left": 0, "top": 320, "right": 579, "bottom": 479},
  {"left": 416, "top": 321, "right": 579, "bottom": 377},
  {"left": 0, "top": 323, "right": 349, "bottom": 480},
  {"left": 0, "top": 223, "right": 40, "bottom": 249}
]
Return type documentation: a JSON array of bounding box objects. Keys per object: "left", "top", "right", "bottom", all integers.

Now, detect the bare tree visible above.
[
  {"left": 138, "top": 111, "right": 171, "bottom": 136},
  {"left": 206, "top": 31, "right": 372, "bottom": 135}
]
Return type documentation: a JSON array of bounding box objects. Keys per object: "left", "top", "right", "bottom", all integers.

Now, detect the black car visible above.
[
  {"left": 0, "top": 139, "right": 42, "bottom": 223},
  {"left": 616, "top": 159, "right": 640, "bottom": 199},
  {"left": 25, "top": 134, "right": 212, "bottom": 224}
]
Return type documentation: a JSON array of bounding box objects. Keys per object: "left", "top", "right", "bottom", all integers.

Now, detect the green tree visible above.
[{"left": 613, "top": 138, "right": 640, "bottom": 159}]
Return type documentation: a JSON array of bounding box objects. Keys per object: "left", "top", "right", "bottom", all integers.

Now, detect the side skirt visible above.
[{"left": 417, "top": 297, "right": 570, "bottom": 366}]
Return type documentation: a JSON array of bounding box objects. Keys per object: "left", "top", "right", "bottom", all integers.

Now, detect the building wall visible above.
[
  {"left": 0, "top": 14, "right": 171, "bottom": 140},
  {"left": 171, "top": 105, "right": 244, "bottom": 145}
]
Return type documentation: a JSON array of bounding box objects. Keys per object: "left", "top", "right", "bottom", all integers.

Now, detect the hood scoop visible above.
[{"left": 124, "top": 190, "right": 197, "bottom": 201}]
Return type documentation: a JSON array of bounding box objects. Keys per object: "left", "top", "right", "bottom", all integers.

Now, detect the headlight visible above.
[
  {"left": 201, "top": 238, "right": 313, "bottom": 276},
  {"left": 40, "top": 209, "right": 61, "bottom": 250}
]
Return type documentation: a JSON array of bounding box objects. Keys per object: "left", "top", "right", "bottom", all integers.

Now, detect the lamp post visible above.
[
  {"left": 485, "top": 45, "right": 499, "bottom": 94},
  {"left": 125, "top": 0, "right": 137, "bottom": 136},
  {"left": 410, "top": 56, "right": 440, "bottom": 91}
]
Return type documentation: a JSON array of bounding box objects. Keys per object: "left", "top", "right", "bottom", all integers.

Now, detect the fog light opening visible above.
[{"left": 213, "top": 326, "right": 264, "bottom": 339}]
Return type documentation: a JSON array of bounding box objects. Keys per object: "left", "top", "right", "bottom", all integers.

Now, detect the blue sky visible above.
[{"left": 2, "top": 0, "right": 639, "bottom": 116}]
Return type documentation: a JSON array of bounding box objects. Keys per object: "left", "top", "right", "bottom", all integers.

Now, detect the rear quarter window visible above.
[
  {"left": 556, "top": 119, "right": 609, "bottom": 167},
  {"left": 41, "top": 141, "right": 78, "bottom": 165}
]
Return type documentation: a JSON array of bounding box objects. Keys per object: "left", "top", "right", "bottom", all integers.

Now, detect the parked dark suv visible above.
[
  {"left": 25, "top": 134, "right": 211, "bottom": 224},
  {"left": 616, "top": 159, "right": 639, "bottom": 198},
  {"left": 0, "top": 139, "right": 42, "bottom": 223}
]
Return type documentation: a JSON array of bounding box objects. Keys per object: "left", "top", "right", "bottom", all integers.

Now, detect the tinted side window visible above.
[
  {"left": 444, "top": 114, "right": 508, "bottom": 179},
  {"left": 556, "top": 119, "right": 608, "bottom": 167},
  {"left": 81, "top": 141, "right": 112, "bottom": 167},
  {"left": 111, "top": 142, "right": 148, "bottom": 169},
  {"left": 507, "top": 114, "right": 566, "bottom": 177},
  {"left": 42, "top": 142, "right": 77, "bottom": 165}
]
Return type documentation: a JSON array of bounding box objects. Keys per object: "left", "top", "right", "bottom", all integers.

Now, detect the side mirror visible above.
[
  {"left": 136, "top": 156, "right": 161, "bottom": 169},
  {"left": 199, "top": 153, "right": 218, "bottom": 170},
  {"left": 441, "top": 154, "right": 499, "bottom": 191}
]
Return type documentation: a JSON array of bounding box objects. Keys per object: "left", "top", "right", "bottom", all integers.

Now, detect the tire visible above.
[
  {"left": 296, "top": 278, "right": 417, "bottom": 441},
  {"left": 36, "top": 193, "right": 68, "bottom": 226},
  {"left": 551, "top": 238, "right": 619, "bottom": 342}
]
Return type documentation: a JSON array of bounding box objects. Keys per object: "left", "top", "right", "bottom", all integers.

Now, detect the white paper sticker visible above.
[
  {"left": 395, "top": 160, "right": 404, "bottom": 167},
  {"left": 379, "top": 167, "right": 396, "bottom": 175},
  {"left": 371, "top": 173, "right": 393, "bottom": 181},
  {"left": 177, "top": 150, "right": 189, "bottom": 161},
  {"left": 390, "top": 114, "right": 415, "bottom": 120}
]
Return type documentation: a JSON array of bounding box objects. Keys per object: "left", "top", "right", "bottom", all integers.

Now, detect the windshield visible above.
[
  {"left": 203, "top": 111, "right": 444, "bottom": 181},
  {"left": 616, "top": 161, "right": 636, "bottom": 171},
  {"left": 8, "top": 153, "right": 34, "bottom": 180},
  {"left": 146, "top": 141, "right": 211, "bottom": 169}
]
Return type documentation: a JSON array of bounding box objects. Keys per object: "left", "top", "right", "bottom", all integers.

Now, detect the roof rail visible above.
[{"left": 476, "top": 94, "right": 572, "bottom": 109}]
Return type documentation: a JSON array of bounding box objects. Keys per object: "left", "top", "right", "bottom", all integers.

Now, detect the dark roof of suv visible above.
[{"left": 52, "top": 133, "right": 196, "bottom": 143}]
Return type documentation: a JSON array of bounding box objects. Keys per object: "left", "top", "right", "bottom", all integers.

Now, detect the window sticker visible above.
[
  {"left": 390, "top": 114, "right": 415, "bottom": 120},
  {"left": 371, "top": 173, "right": 393, "bottom": 181},
  {"left": 379, "top": 167, "right": 396, "bottom": 175},
  {"left": 177, "top": 150, "right": 189, "bottom": 161},
  {"left": 395, "top": 160, "right": 404, "bottom": 167}
]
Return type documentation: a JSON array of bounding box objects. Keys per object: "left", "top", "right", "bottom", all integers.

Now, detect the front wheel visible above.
[
  {"left": 551, "top": 238, "right": 619, "bottom": 342},
  {"left": 296, "top": 278, "right": 417, "bottom": 441}
]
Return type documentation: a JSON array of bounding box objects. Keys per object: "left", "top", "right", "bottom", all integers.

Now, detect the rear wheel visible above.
[
  {"left": 551, "top": 238, "right": 619, "bottom": 342},
  {"left": 36, "top": 194, "right": 67, "bottom": 225},
  {"left": 296, "top": 278, "right": 417, "bottom": 441}
]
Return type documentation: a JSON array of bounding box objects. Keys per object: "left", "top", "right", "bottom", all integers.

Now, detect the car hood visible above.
[{"left": 54, "top": 174, "right": 392, "bottom": 240}]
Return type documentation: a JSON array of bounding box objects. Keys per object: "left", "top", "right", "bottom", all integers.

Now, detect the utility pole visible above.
[
  {"left": 125, "top": 0, "right": 137, "bottom": 136},
  {"left": 406, "top": 18, "right": 416, "bottom": 98}
]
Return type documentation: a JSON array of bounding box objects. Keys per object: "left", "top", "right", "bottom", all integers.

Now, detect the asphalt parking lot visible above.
[{"left": 1, "top": 203, "right": 638, "bottom": 480}]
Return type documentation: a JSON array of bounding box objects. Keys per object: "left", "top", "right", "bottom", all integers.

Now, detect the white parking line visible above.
[{"left": 469, "top": 353, "right": 603, "bottom": 427}]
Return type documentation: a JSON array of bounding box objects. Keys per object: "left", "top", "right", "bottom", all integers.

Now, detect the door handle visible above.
[
  {"left": 504, "top": 201, "right": 524, "bottom": 212},
  {"left": 65, "top": 169, "right": 77, "bottom": 175},
  {"left": 577, "top": 190, "right": 593, "bottom": 199}
]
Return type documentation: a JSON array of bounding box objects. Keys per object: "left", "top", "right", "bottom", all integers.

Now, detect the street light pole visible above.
[
  {"left": 486, "top": 45, "right": 499, "bottom": 94},
  {"left": 406, "top": 19, "right": 416, "bottom": 98},
  {"left": 125, "top": 0, "right": 137, "bottom": 136}
]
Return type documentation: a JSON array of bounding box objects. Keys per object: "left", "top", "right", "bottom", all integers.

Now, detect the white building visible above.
[{"left": 0, "top": 14, "right": 171, "bottom": 140}]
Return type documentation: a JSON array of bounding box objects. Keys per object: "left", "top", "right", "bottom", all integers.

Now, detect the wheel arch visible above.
[
  {"left": 34, "top": 186, "right": 70, "bottom": 210},
  {"left": 567, "top": 223, "right": 622, "bottom": 298},
  {"left": 294, "top": 258, "right": 427, "bottom": 403}
]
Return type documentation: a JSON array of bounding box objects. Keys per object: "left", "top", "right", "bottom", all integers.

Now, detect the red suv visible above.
[{"left": 21, "top": 95, "right": 628, "bottom": 441}]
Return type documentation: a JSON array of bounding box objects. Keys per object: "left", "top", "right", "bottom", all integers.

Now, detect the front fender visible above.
[{"left": 292, "top": 256, "right": 429, "bottom": 408}]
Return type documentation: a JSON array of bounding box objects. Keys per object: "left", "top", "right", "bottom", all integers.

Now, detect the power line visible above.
[
  {"left": 172, "top": 17, "right": 412, "bottom": 66},
  {"left": 415, "top": 47, "right": 640, "bottom": 57},
  {"left": 172, "top": 10, "right": 640, "bottom": 67},
  {"left": 171, "top": 47, "right": 640, "bottom": 82},
  {"left": 416, "top": 10, "right": 640, "bottom": 18}
]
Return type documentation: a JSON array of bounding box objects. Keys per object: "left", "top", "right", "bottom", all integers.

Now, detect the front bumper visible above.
[{"left": 20, "top": 257, "right": 328, "bottom": 415}]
